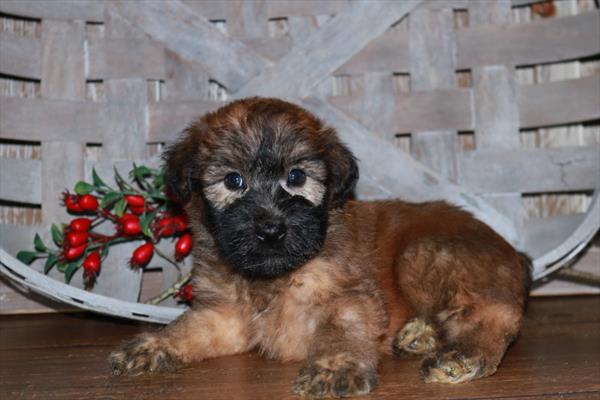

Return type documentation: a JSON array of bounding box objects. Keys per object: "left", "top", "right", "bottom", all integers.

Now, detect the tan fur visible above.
[{"left": 111, "top": 98, "right": 530, "bottom": 398}]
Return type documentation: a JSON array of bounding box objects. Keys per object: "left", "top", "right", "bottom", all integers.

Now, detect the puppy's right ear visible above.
[{"left": 162, "top": 130, "right": 198, "bottom": 204}]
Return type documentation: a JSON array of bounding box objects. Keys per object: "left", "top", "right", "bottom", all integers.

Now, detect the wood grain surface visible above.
[{"left": 1, "top": 296, "right": 599, "bottom": 400}]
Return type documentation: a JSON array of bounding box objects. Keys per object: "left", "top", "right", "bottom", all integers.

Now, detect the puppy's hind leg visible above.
[
  {"left": 397, "top": 239, "right": 529, "bottom": 384},
  {"left": 421, "top": 301, "right": 523, "bottom": 383},
  {"left": 110, "top": 304, "right": 251, "bottom": 375}
]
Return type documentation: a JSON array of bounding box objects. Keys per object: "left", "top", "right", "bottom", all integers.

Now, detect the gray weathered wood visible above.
[
  {"left": 329, "top": 75, "right": 600, "bottom": 133},
  {"left": 409, "top": 7, "right": 458, "bottom": 181},
  {"left": 225, "top": 0, "right": 269, "bottom": 39},
  {"left": 519, "top": 75, "right": 600, "bottom": 129},
  {"left": 459, "top": 146, "right": 600, "bottom": 194},
  {"left": 457, "top": 10, "right": 600, "bottom": 68},
  {"left": 0, "top": 33, "right": 41, "bottom": 79},
  {"left": 337, "top": 11, "right": 600, "bottom": 74},
  {"left": 104, "top": 79, "right": 149, "bottom": 160},
  {"left": 40, "top": 19, "right": 85, "bottom": 99},
  {"left": 0, "top": 97, "right": 104, "bottom": 142},
  {"left": 0, "top": 0, "right": 104, "bottom": 22},
  {"left": 236, "top": 0, "right": 422, "bottom": 99},
  {"left": 109, "top": 0, "right": 268, "bottom": 91},
  {"left": 87, "top": 38, "right": 166, "bottom": 80},
  {"left": 330, "top": 88, "right": 473, "bottom": 134},
  {"left": 162, "top": 50, "right": 210, "bottom": 101},
  {"left": 40, "top": 19, "right": 86, "bottom": 225},
  {"left": 470, "top": 0, "right": 525, "bottom": 230},
  {"left": 148, "top": 100, "right": 223, "bottom": 143},
  {"left": 0, "top": 158, "right": 41, "bottom": 204}
]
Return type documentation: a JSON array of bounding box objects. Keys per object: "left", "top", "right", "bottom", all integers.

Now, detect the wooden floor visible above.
[{"left": 1, "top": 296, "right": 599, "bottom": 400}]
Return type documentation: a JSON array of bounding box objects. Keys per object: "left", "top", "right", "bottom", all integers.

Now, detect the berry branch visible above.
[{"left": 17, "top": 165, "right": 195, "bottom": 304}]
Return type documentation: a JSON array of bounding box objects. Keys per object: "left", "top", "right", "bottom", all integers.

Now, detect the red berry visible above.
[
  {"left": 156, "top": 215, "right": 188, "bottom": 237},
  {"left": 177, "top": 284, "right": 194, "bottom": 302},
  {"left": 125, "top": 195, "right": 145, "bottom": 208},
  {"left": 70, "top": 218, "right": 92, "bottom": 232},
  {"left": 66, "top": 231, "right": 89, "bottom": 247},
  {"left": 129, "top": 205, "right": 146, "bottom": 215},
  {"left": 83, "top": 251, "right": 101, "bottom": 275},
  {"left": 130, "top": 242, "right": 154, "bottom": 268},
  {"left": 63, "top": 194, "right": 83, "bottom": 213},
  {"left": 121, "top": 214, "right": 142, "bottom": 236},
  {"left": 64, "top": 244, "right": 87, "bottom": 261},
  {"left": 175, "top": 233, "right": 193, "bottom": 261},
  {"left": 79, "top": 194, "right": 99, "bottom": 212},
  {"left": 172, "top": 215, "right": 188, "bottom": 231}
]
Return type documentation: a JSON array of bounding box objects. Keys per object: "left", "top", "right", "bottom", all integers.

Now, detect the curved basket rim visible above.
[{"left": 0, "top": 247, "right": 184, "bottom": 324}]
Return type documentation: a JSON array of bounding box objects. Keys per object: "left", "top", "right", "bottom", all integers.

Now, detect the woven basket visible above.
[{"left": 1, "top": 0, "right": 599, "bottom": 322}]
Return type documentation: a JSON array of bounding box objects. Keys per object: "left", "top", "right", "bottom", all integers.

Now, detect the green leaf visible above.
[
  {"left": 44, "top": 254, "right": 59, "bottom": 274},
  {"left": 114, "top": 167, "right": 128, "bottom": 191},
  {"left": 114, "top": 198, "right": 127, "bottom": 218},
  {"left": 34, "top": 233, "right": 47, "bottom": 252},
  {"left": 100, "top": 191, "right": 122, "bottom": 209},
  {"left": 65, "top": 262, "right": 79, "bottom": 284},
  {"left": 16, "top": 251, "right": 39, "bottom": 265},
  {"left": 74, "top": 181, "right": 95, "bottom": 195},
  {"left": 57, "top": 262, "right": 68, "bottom": 273},
  {"left": 141, "top": 210, "right": 157, "bottom": 238},
  {"left": 100, "top": 246, "right": 109, "bottom": 259},
  {"left": 92, "top": 168, "right": 107, "bottom": 188},
  {"left": 51, "top": 224, "right": 63, "bottom": 246}
]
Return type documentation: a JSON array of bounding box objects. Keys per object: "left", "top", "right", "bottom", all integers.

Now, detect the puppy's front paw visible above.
[
  {"left": 293, "top": 359, "right": 377, "bottom": 398},
  {"left": 393, "top": 318, "right": 437, "bottom": 357},
  {"left": 421, "top": 350, "right": 484, "bottom": 384},
  {"left": 110, "top": 333, "right": 181, "bottom": 376}
]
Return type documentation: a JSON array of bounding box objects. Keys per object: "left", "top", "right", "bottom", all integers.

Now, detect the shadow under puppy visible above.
[{"left": 110, "top": 97, "right": 531, "bottom": 397}]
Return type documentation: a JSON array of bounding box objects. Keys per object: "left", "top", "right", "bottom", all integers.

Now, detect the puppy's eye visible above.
[
  {"left": 224, "top": 172, "right": 246, "bottom": 190},
  {"left": 287, "top": 169, "right": 306, "bottom": 187}
]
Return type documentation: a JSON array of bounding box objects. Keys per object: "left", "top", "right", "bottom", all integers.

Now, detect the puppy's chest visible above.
[{"left": 249, "top": 268, "right": 335, "bottom": 361}]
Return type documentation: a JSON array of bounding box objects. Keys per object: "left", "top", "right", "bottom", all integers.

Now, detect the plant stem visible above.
[
  {"left": 154, "top": 246, "right": 182, "bottom": 279},
  {"left": 144, "top": 272, "right": 192, "bottom": 305}
]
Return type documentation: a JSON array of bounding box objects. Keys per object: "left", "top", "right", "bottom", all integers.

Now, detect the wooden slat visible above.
[
  {"left": 0, "top": 97, "right": 103, "bottom": 142},
  {"left": 470, "top": 1, "right": 526, "bottom": 230},
  {"left": 331, "top": 88, "right": 472, "bottom": 133},
  {"left": 109, "top": 0, "right": 268, "bottom": 92},
  {"left": 87, "top": 38, "right": 166, "bottom": 80},
  {"left": 330, "top": 75, "right": 600, "bottom": 134},
  {"left": 148, "top": 100, "right": 223, "bottom": 143},
  {"left": 519, "top": 75, "right": 600, "bottom": 129},
  {"left": 0, "top": 158, "right": 41, "bottom": 204},
  {"left": 236, "top": 0, "right": 423, "bottom": 99},
  {"left": 224, "top": 0, "right": 269, "bottom": 39},
  {"left": 409, "top": 7, "right": 458, "bottom": 181},
  {"left": 39, "top": 19, "right": 86, "bottom": 225},
  {"left": 0, "top": 33, "right": 41, "bottom": 79},
  {"left": 338, "top": 11, "right": 600, "bottom": 74},
  {"left": 265, "top": 0, "right": 349, "bottom": 18},
  {"left": 459, "top": 146, "right": 600, "bottom": 194},
  {"left": 457, "top": 11, "right": 600, "bottom": 69},
  {"left": 0, "top": 0, "right": 104, "bottom": 22}
]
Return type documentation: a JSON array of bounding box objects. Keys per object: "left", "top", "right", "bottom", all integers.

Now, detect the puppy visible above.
[{"left": 110, "top": 97, "right": 530, "bottom": 397}]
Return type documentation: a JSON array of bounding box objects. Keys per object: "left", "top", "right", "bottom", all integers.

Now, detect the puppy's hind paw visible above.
[
  {"left": 109, "top": 334, "right": 181, "bottom": 376},
  {"left": 421, "top": 350, "right": 485, "bottom": 384},
  {"left": 293, "top": 361, "right": 377, "bottom": 398}
]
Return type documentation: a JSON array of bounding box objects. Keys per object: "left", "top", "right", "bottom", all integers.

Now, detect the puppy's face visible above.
[{"left": 164, "top": 98, "right": 358, "bottom": 278}]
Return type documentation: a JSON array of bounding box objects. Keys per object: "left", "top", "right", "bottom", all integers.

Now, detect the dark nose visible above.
[{"left": 256, "top": 220, "right": 287, "bottom": 242}]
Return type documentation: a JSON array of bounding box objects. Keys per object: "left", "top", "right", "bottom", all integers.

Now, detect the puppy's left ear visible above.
[
  {"left": 162, "top": 129, "right": 199, "bottom": 204},
  {"left": 325, "top": 131, "right": 359, "bottom": 209}
]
